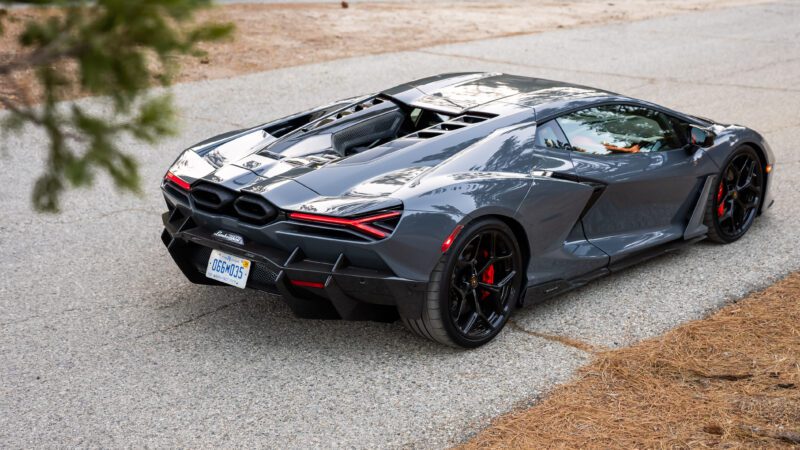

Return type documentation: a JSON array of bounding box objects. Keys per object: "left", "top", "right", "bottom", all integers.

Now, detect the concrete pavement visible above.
[{"left": 1, "top": 1, "right": 799, "bottom": 447}]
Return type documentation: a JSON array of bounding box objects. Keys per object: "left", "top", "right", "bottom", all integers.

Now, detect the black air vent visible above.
[
  {"left": 234, "top": 195, "right": 278, "bottom": 225},
  {"left": 188, "top": 182, "right": 278, "bottom": 226},
  {"left": 163, "top": 181, "right": 189, "bottom": 202},
  {"left": 439, "top": 122, "right": 466, "bottom": 131},
  {"left": 454, "top": 114, "right": 494, "bottom": 124},
  {"left": 332, "top": 110, "right": 404, "bottom": 155},
  {"left": 406, "top": 112, "right": 496, "bottom": 139},
  {"left": 190, "top": 183, "right": 237, "bottom": 212},
  {"left": 416, "top": 130, "right": 445, "bottom": 139},
  {"left": 311, "top": 97, "right": 386, "bottom": 130}
]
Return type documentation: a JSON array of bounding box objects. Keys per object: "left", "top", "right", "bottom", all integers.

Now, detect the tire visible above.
[
  {"left": 402, "top": 218, "right": 523, "bottom": 348},
  {"left": 703, "top": 145, "right": 764, "bottom": 244}
]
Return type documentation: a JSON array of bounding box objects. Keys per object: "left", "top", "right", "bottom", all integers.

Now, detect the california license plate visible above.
[{"left": 205, "top": 249, "right": 251, "bottom": 289}]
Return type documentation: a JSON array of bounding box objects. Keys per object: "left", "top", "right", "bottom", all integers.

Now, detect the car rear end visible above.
[{"left": 160, "top": 174, "right": 429, "bottom": 322}]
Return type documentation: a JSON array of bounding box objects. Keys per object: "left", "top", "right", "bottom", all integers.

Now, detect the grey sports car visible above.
[{"left": 161, "top": 72, "right": 775, "bottom": 347}]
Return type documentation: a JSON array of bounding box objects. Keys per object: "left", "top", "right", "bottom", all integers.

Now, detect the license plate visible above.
[{"left": 205, "top": 249, "right": 251, "bottom": 289}]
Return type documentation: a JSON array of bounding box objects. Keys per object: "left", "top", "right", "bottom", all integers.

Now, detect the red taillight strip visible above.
[
  {"left": 165, "top": 171, "right": 191, "bottom": 190},
  {"left": 287, "top": 210, "right": 401, "bottom": 239},
  {"left": 290, "top": 280, "right": 325, "bottom": 289}
]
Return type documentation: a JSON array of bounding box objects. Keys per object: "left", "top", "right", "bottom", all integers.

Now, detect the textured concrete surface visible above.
[{"left": 1, "top": 1, "right": 799, "bottom": 448}]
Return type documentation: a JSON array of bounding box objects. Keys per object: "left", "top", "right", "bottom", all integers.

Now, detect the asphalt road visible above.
[{"left": 2, "top": 1, "right": 799, "bottom": 448}]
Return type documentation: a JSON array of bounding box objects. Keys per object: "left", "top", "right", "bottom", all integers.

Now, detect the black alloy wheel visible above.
[
  {"left": 448, "top": 228, "right": 518, "bottom": 341},
  {"left": 401, "top": 218, "right": 523, "bottom": 348},
  {"left": 706, "top": 146, "right": 764, "bottom": 243}
]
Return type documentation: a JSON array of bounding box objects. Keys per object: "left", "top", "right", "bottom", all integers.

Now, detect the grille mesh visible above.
[{"left": 250, "top": 262, "right": 280, "bottom": 285}]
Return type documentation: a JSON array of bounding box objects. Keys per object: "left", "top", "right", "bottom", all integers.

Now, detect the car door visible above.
[
  {"left": 515, "top": 120, "right": 610, "bottom": 285},
  {"left": 554, "top": 104, "right": 711, "bottom": 262}
]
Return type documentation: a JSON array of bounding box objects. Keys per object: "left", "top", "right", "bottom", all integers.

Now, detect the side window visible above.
[
  {"left": 556, "top": 105, "right": 683, "bottom": 155},
  {"left": 533, "top": 120, "right": 569, "bottom": 149}
]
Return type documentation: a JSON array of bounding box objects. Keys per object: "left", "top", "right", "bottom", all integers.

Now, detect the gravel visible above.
[{"left": 1, "top": 1, "right": 799, "bottom": 448}]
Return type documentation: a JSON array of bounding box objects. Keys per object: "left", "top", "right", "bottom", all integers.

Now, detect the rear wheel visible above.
[
  {"left": 402, "top": 218, "right": 523, "bottom": 348},
  {"left": 704, "top": 146, "right": 764, "bottom": 243}
]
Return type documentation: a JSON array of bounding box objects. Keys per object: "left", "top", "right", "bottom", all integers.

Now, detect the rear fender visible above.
[{"left": 385, "top": 175, "right": 532, "bottom": 280}]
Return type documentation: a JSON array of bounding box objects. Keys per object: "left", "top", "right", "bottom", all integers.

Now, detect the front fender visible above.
[{"left": 705, "top": 125, "right": 776, "bottom": 212}]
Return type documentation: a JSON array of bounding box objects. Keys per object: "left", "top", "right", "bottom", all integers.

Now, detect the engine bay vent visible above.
[
  {"left": 405, "top": 113, "right": 496, "bottom": 140},
  {"left": 309, "top": 97, "right": 386, "bottom": 130}
]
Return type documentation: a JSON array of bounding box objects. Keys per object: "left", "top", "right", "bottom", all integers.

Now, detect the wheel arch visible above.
[
  {"left": 464, "top": 213, "right": 531, "bottom": 288},
  {"left": 736, "top": 140, "right": 770, "bottom": 214}
]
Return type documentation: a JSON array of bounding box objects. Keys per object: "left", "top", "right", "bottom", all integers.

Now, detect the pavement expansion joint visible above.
[
  {"left": 417, "top": 50, "right": 800, "bottom": 94},
  {"left": 507, "top": 319, "right": 605, "bottom": 353},
  {"left": 131, "top": 298, "right": 246, "bottom": 341},
  {"left": 415, "top": 50, "right": 661, "bottom": 84}
]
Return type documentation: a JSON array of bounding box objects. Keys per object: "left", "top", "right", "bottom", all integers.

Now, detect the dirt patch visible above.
[
  {"left": 181, "top": 0, "right": 769, "bottom": 82},
  {"left": 460, "top": 272, "right": 800, "bottom": 448},
  {"left": 0, "top": 0, "right": 770, "bottom": 106},
  {"left": 508, "top": 320, "right": 606, "bottom": 353}
]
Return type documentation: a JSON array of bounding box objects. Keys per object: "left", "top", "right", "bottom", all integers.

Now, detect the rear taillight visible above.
[
  {"left": 287, "top": 210, "right": 401, "bottom": 239},
  {"left": 290, "top": 279, "right": 325, "bottom": 289},
  {"left": 165, "top": 171, "right": 191, "bottom": 190}
]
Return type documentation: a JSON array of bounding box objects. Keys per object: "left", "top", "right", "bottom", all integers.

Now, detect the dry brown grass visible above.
[{"left": 461, "top": 272, "right": 800, "bottom": 449}]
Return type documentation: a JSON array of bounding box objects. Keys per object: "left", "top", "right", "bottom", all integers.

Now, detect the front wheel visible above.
[
  {"left": 402, "top": 218, "right": 523, "bottom": 348},
  {"left": 704, "top": 146, "right": 764, "bottom": 243}
]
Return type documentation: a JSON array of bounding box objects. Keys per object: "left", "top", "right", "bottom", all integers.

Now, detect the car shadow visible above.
[
  {"left": 511, "top": 217, "right": 787, "bottom": 349},
  {"left": 151, "top": 216, "right": 788, "bottom": 356}
]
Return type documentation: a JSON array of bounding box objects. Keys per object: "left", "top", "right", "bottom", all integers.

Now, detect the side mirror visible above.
[{"left": 689, "top": 125, "right": 715, "bottom": 148}]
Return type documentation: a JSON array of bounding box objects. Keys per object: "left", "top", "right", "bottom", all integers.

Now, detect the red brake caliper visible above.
[
  {"left": 716, "top": 182, "right": 725, "bottom": 217},
  {"left": 480, "top": 250, "right": 494, "bottom": 300}
]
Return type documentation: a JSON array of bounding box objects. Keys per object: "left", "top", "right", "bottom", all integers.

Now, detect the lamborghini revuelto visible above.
[{"left": 161, "top": 73, "right": 775, "bottom": 347}]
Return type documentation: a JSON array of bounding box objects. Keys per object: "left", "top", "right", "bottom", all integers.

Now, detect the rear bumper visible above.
[{"left": 161, "top": 211, "right": 427, "bottom": 321}]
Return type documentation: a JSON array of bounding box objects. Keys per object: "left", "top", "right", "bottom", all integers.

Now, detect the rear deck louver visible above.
[{"left": 405, "top": 113, "right": 496, "bottom": 139}]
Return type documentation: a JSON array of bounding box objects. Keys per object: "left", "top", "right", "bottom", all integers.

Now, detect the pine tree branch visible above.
[{"left": 0, "top": 30, "right": 82, "bottom": 77}]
